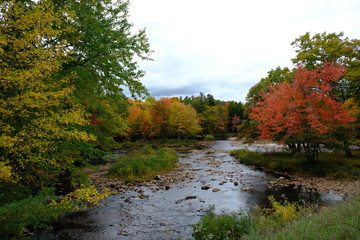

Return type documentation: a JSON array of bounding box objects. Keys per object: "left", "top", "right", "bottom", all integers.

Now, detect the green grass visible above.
[
  {"left": 230, "top": 149, "right": 360, "bottom": 179},
  {"left": 108, "top": 145, "right": 178, "bottom": 182},
  {"left": 192, "top": 194, "right": 360, "bottom": 240},
  {"left": 192, "top": 206, "right": 252, "bottom": 240},
  {"left": 204, "top": 134, "right": 216, "bottom": 141},
  {"left": 0, "top": 188, "right": 73, "bottom": 239},
  {"left": 245, "top": 194, "right": 360, "bottom": 240}
]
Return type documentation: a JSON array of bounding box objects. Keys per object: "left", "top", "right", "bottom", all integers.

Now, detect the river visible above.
[{"left": 35, "top": 140, "right": 343, "bottom": 240}]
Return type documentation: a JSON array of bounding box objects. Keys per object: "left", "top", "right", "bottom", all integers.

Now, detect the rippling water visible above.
[{"left": 35, "top": 140, "right": 343, "bottom": 240}]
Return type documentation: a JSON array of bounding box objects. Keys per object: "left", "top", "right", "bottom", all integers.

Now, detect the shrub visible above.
[
  {"left": 192, "top": 206, "right": 251, "bottom": 240},
  {"left": 0, "top": 186, "right": 111, "bottom": 238},
  {"left": 204, "top": 134, "right": 215, "bottom": 141}
]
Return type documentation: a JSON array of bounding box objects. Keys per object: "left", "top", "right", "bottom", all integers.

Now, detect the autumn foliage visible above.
[
  {"left": 127, "top": 98, "right": 202, "bottom": 140},
  {"left": 250, "top": 62, "right": 355, "bottom": 161}
]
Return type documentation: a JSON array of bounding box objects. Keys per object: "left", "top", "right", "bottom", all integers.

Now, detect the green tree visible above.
[
  {"left": 291, "top": 32, "right": 360, "bottom": 101},
  {"left": 53, "top": 0, "right": 152, "bottom": 141},
  {"left": 227, "top": 101, "right": 244, "bottom": 132},
  {"left": 246, "top": 67, "right": 293, "bottom": 105}
]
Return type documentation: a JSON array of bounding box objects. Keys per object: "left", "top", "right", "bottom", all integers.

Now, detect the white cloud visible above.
[{"left": 128, "top": 0, "right": 360, "bottom": 102}]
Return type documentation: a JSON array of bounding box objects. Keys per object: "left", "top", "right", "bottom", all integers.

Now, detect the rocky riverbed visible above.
[{"left": 35, "top": 140, "right": 350, "bottom": 240}]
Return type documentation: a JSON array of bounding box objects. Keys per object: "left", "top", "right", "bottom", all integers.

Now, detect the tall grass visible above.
[
  {"left": 192, "top": 206, "right": 251, "bottom": 240},
  {"left": 245, "top": 194, "right": 360, "bottom": 240},
  {"left": 193, "top": 194, "right": 360, "bottom": 240},
  {"left": 108, "top": 146, "right": 178, "bottom": 182}
]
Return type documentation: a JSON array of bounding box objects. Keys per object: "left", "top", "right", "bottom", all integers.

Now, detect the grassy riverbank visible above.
[
  {"left": 193, "top": 193, "right": 360, "bottom": 240},
  {"left": 108, "top": 146, "right": 178, "bottom": 182},
  {"left": 230, "top": 149, "right": 360, "bottom": 179}
]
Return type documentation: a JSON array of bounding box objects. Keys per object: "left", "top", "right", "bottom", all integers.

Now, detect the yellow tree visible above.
[
  {"left": 169, "top": 101, "right": 202, "bottom": 140},
  {"left": 0, "top": 1, "right": 93, "bottom": 193}
]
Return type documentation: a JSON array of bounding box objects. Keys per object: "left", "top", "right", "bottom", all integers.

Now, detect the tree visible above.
[
  {"left": 150, "top": 98, "right": 172, "bottom": 139},
  {"left": 200, "top": 105, "right": 228, "bottom": 135},
  {"left": 291, "top": 32, "right": 360, "bottom": 101},
  {"left": 51, "top": 0, "right": 152, "bottom": 142},
  {"left": 246, "top": 67, "right": 293, "bottom": 105},
  {"left": 227, "top": 101, "right": 244, "bottom": 132},
  {"left": 169, "top": 101, "right": 201, "bottom": 139},
  {"left": 0, "top": 0, "right": 94, "bottom": 193},
  {"left": 250, "top": 63, "right": 355, "bottom": 162}
]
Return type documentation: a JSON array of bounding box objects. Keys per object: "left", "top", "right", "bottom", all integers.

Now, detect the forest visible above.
[{"left": 0, "top": 0, "right": 359, "bottom": 238}]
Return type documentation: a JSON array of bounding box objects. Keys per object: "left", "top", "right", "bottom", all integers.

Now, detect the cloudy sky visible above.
[{"left": 128, "top": 0, "right": 360, "bottom": 102}]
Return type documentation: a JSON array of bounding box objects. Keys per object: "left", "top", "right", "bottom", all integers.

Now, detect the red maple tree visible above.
[{"left": 250, "top": 62, "right": 355, "bottom": 162}]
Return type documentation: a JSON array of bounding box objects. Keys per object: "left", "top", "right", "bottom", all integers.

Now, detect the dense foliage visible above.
[
  {"left": 241, "top": 32, "right": 359, "bottom": 161},
  {"left": 0, "top": 0, "right": 151, "bottom": 236},
  {"left": 193, "top": 207, "right": 251, "bottom": 240}
]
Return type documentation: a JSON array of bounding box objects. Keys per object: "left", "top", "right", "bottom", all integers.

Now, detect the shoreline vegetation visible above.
[
  {"left": 193, "top": 139, "right": 360, "bottom": 240},
  {"left": 193, "top": 191, "right": 360, "bottom": 240},
  {"left": 230, "top": 141, "right": 360, "bottom": 196}
]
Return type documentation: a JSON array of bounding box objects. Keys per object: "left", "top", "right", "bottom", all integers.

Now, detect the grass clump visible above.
[
  {"left": 204, "top": 134, "right": 216, "bottom": 141},
  {"left": 192, "top": 206, "right": 251, "bottom": 240},
  {"left": 108, "top": 145, "right": 178, "bottom": 182},
  {"left": 230, "top": 149, "right": 360, "bottom": 179}
]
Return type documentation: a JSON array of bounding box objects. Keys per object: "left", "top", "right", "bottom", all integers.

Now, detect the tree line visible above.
[{"left": 123, "top": 95, "right": 244, "bottom": 141}]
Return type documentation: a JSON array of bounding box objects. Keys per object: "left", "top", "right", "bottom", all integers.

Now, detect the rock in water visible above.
[{"left": 201, "top": 185, "right": 211, "bottom": 190}]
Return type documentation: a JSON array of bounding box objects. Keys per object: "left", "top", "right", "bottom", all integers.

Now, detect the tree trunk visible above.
[
  {"left": 303, "top": 143, "right": 319, "bottom": 164},
  {"left": 343, "top": 137, "right": 353, "bottom": 158}
]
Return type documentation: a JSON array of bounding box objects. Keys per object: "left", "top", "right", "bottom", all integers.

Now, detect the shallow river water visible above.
[{"left": 36, "top": 140, "right": 343, "bottom": 240}]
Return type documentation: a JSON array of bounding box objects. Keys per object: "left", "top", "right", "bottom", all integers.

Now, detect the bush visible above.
[
  {"left": 204, "top": 134, "right": 215, "bottom": 141},
  {"left": 108, "top": 146, "right": 178, "bottom": 182},
  {"left": 192, "top": 206, "right": 251, "bottom": 240},
  {"left": 0, "top": 186, "right": 111, "bottom": 238}
]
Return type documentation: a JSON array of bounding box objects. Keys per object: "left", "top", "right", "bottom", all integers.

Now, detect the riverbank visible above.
[
  {"left": 84, "top": 142, "right": 211, "bottom": 194},
  {"left": 230, "top": 140, "right": 360, "bottom": 197},
  {"left": 86, "top": 140, "right": 360, "bottom": 197}
]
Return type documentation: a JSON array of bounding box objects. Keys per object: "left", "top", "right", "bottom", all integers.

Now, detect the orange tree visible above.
[{"left": 250, "top": 62, "right": 355, "bottom": 162}]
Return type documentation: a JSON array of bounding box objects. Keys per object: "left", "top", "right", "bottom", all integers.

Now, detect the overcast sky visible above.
[{"left": 128, "top": 0, "right": 360, "bottom": 102}]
